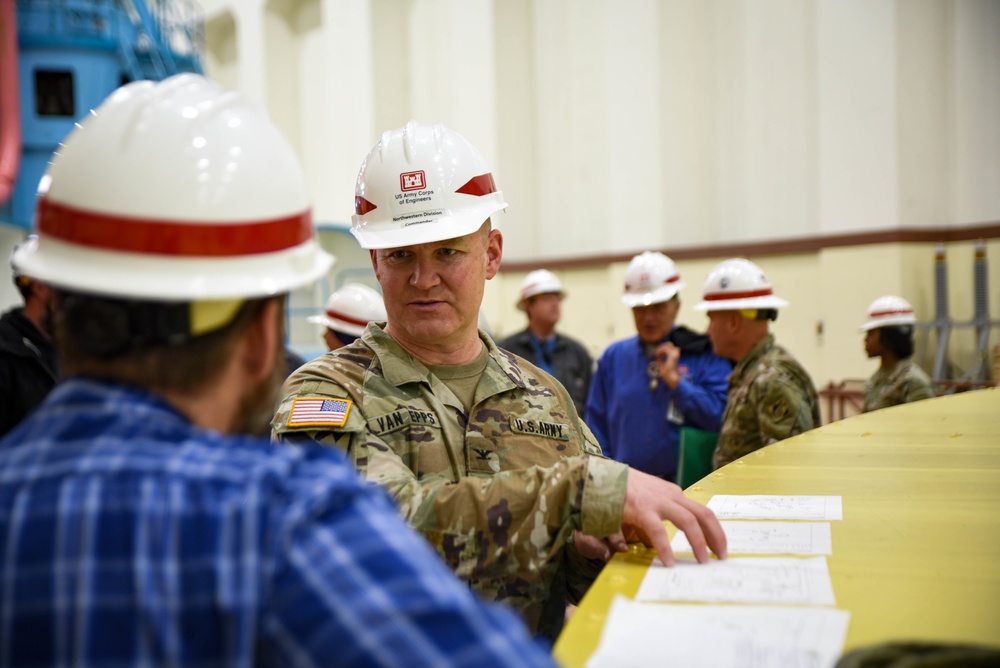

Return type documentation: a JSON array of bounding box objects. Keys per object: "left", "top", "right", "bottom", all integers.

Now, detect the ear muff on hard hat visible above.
[
  {"left": 621, "top": 251, "right": 685, "bottom": 307},
  {"left": 859, "top": 295, "right": 917, "bottom": 331},
  {"left": 350, "top": 120, "right": 508, "bottom": 250},
  {"left": 693, "top": 258, "right": 789, "bottom": 312},
  {"left": 12, "top": 74, "right": 334, "bottom": 307},
  {"left": 307, "top": 283, "right": 387, "bottom": 337},
  {"left": 738, "top": 308, "right": 779, "bottom": 322}
]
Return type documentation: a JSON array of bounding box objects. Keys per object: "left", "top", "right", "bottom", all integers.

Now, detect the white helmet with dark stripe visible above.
[
  {"left": 860, "top": 295, "right": 916, "bottom": 331},
  {"left": 693, "top": 258, "right": 789, "bottom": 312},
  {"left": 12, "top": 74, "right": 333, "bottom": 302},
  {"left": 308, "top": 283, "right": 386, "bottom": 337}
]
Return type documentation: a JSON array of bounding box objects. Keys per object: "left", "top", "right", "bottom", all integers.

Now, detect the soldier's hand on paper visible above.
[{"left": 622, "top": 467, "right": 727, "bottom": 567}]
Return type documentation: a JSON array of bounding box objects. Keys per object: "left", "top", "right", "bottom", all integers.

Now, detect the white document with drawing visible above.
[
  {"left": 671, "top": 521, "right": 833, "bottom": 555},
  {"left": 586, "top": 596, "right": 851, "bottom": 668},
  {"left": 707, "top": 495, "right": 843, "bottom": 520},
  {"left": 635, "top": 556, "right": 837, "bottom": 605}
]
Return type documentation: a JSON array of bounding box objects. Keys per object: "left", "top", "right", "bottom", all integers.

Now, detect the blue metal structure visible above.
[{"left": 0, "top": 0, "right": 205, "bottom": 229}]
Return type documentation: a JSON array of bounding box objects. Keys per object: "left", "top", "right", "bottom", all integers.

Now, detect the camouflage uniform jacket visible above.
[
  {"left": 713, "top": 334, "right": 820, "bottom": 469},
  {"left": 862, "top": 358, "right": 935, "bottom": 412},
  {"left": 272, "top": 324, "right": 628, "bottom": 636}
]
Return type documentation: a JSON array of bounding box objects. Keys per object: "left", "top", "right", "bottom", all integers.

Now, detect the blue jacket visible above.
[{"left": 585, "top": 328, "right": 731, "bottom": 479}]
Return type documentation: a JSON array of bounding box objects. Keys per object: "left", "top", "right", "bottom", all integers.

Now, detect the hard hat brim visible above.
[
  {"left": 350, "top": 198, "right": 507, "bottom": 250},
  {"left": 308, "top": 314, "right": 368, "bottom": 336},
  {"left": 859, "top": 315, "right": 916, "bottom": 331},
  {"left": 693, "top": 294, "right": 789, "bottom": 311},
  {"left": 621, "top": 282, "right": 685, "bottom": 308},
  {"left": 517, "top": 288, "right": 565, "bottom": 310}
]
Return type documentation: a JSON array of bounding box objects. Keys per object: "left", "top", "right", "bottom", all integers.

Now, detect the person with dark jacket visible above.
[
  {"left": 0, "top": 265, "right": 58, "bottom": 436},
  {"left": 497, "top": 269, "right": 593, "bottom": 415}
]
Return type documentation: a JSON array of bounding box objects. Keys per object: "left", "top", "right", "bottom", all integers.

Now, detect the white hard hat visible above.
[
  {"left": 12, "top": 74, "right": 333, "bottom": 301},
  {"left": 621, "top": 251, "right": 685, "bottom": 307},
  {"left": 693, "top": 258, "right": 789, "bottom": 311},
  {"left": 308, "top": 283, "right": 387, "bottom": 337},
  {"left": 517, "top": 269, "right": 564, "bottom": 310},
  {"left": 351, "top": 120, "right": 507, "bottom": 249},
  {"left": 860, "top": 295, "right": 916, "bottom": 331}
]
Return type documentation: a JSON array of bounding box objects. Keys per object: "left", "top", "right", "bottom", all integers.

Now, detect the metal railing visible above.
[{"left": 819, "top": 378, "right": 997, "bottom": 424}]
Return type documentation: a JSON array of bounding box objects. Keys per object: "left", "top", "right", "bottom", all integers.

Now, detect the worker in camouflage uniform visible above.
[
  {"left": 860, "top": 295, "right": 935, "bottom": 412},
  {"left": 693, "top": 258, "right": 820, "bottom": 470},
  {"left": 272, "top": 120, "right": 727, "bottom": 639}
]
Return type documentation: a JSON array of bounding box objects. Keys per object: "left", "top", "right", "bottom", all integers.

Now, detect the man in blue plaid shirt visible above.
[{"left": 0, "top": 74, "right": 551, "bottom": 667}]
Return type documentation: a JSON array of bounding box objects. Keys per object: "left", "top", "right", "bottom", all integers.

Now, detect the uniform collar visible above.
[
  {"left": 361, "top": 323, "right": 523, "bottom": 393},
  {"left": 731, "top": 332, "right": 776, "bottom": 379}
]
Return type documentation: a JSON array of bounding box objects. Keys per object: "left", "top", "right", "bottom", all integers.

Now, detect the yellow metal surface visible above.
[{"left": 554, "top": 388, "right": 1000, "bottom": 667}]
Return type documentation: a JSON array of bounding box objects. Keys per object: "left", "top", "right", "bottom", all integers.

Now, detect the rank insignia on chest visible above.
[{"left": 287, "top": 397, "right": 353, "bottom": 427}]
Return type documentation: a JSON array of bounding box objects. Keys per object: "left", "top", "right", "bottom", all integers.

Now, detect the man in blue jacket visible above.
[{"left": 586, "top": 251, "right": 732, "bottom": 482}]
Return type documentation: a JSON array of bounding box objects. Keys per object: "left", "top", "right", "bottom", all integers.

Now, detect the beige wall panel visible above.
[
  {"left": 370, "top": 0, "right": 412, "bottom": 134},
  {"left": 532, "top": 0, "right": 612, "bottom": 260},
  {"left": 659, "top": 0, "right": 716, "bottom": 248},
  {"left": 494, "top": 0, "right": 536, "bottom": 261},
  {"left": 717, "top": 0, "right": 818, "bottom": 242},
  {"left": 204, "top": 10, "right": 238, "bottom": 93},
  {"left": 606, "top": 0, "right": 665, "bottom": 252},
  {"left": 407, "top": 0, "right": 498, "bottom": 163},
  {"left": 897, "top": 0, "right": 950, "bottom": 229},
  {"left": 816, "top": 0, "right": 899, "bottom": 234},
  {"left": 954, "top": 0, "right": 1000, "bottom": 224},
  {"left": 312, "top": 0, "right": 376, "bottom": 224}
]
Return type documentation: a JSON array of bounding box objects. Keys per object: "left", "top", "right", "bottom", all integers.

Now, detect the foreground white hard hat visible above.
[
  {"left": 12, "top": 74, "right": 333, "bottom": 301},
  {"left": 517, "top": 269, "right": 564, "bottom": 310},
  {"left": 351, "top": 120, "right": 508, "bottom": 249},
  {"left": 308, "top": 283, "right": 387, "bottom": 336},
  {"left": 859, "top": 295, "right": 916, "bottom": 331},
  {"left": 693, "top": 258, "right": 789, "bottom": 311},
  {"left": 621, "top": 251, "right": 685, "bottom": 307}
]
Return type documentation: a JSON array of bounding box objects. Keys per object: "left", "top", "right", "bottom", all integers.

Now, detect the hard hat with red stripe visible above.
[
  {"left": 308, "top": 283, "right": 387, "bottom": 337},
  {"left": 693, "top": 258, "right": 789, "bottom": 312},
  {"left": 621, "top": 251, "right": 685, "bottom": 307},
  {"left": 351, "top": 120, "right": 507, "bottom": 249},
  {"left": 859, "top": 295, "right": 916, "bottom": 331},
  {"left": 12, "top": 74, "right": 334, "bottom": 302}
]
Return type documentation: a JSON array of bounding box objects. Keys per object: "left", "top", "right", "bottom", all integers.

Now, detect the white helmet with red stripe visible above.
[
  {"left": 308, "top": 283, "right": 386, "bottom": 336},
  {"left": 517, "top": 269, "right": 564, "bottom": 310},
  {"left": 12, "top": 74, "right": 333, "bottom": 301},
  {"left": 351, "top": 120, "right": 507, "bottom": 249},
  {"left": 693, "top": 258, "right": 789, "bottom": 311},
  {"left": 621, "top": 251, "right": 685, "bottom": 307},
  {"left": 859, "top": 295, "right": 916, "bottom": 331}
]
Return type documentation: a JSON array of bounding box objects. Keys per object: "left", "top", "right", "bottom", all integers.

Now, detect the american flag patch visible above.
[{"left": 287, "top": 397, "right": 353, "bottom": 427}]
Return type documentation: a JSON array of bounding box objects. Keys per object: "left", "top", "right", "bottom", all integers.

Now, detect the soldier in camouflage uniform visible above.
[
  {"left": 860, "top": 295, "right": 935, "bottom": 412},
  {"left": 693, "top": 258, "right": 820, "bottom": 470},
  {"left": 272, "top": 121, "right": 727, "bottom": 639}
]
